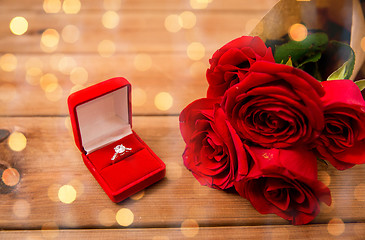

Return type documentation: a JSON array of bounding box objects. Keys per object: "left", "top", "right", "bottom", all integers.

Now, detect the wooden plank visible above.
[
  {"left": 0, "top": 53, "right": 208, "bottom": 116},
  {"left": 0, "top": 223, "right": 364, "bottom": 240},
  {"left": 0, "top": 116, "right": 364, "bottom": 229},
  {"left": 0, "top": 0, "right": 278, "bottom": 11},
  {"left": 0, "top": 11, "right": 268, "bottom": 54}
]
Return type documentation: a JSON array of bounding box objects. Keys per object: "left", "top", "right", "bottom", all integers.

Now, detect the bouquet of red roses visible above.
[{"left": 179, "top": 1, "right": 365, "bottom": 224}]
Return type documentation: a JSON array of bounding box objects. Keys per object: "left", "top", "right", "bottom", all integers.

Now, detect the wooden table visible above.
[{"left": 1, "top": 0, "right": 365, "bottom": 239}]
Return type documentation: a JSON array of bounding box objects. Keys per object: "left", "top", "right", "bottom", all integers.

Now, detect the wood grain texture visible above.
[{"left": 0, "top": 116, "right": 364, "bottom": 231}]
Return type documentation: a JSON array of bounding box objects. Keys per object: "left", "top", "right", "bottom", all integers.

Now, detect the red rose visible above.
[
  {"left": 222, "top": 61, "right": 325, "bottom": 148},
  {"left": 314, "top": 80, "right": 365, "bottom": 170},
  {"left": 179, "top": 98, "right": 249, "bottom": 189},
  {"left": 235, "top": 146, "right": 331, "bottom": 225},
  {"left": 206, "top": 36, "right": 274, "bottom": 98}
]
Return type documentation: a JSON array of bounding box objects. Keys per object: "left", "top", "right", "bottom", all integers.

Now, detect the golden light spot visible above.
[
  {"left": 43, "top": 0, "right": 62, "bottom": 13},
  {"left": 40, "top": 73, "right": 58, "bottom": 92},
  {"left": 26, "top": 67, "right": 43, "bottom": 85},
  {"left": 190, "top": 61, "right": 207, "bottom": 78},
  {"left": 181, "top": 219, "right": 199, "bottom": 237},
  {"left": 154, "top": 92, "right": 173, "bottom": 111},
  {"left": 103, "top": 0, "right": 122, "bottom": 10},
  {"left": 0, "top": 84, "right": 17, "bottom": 102},
  {"left": 70, "top": 84, "right": 84, "bottom": 94},
  {"left": 41, "top": 222, "right": 59, "bottom": 239},
  {"left": 354, "top": 183, "right": 365, "bottom": 201},
  {"left": 327, "top": 218, "right": 345, "bottom": 236},
  {"left": 2, "top": 168, "right": 20, "bottom": 187},
  {"left": 318, "top": 171, "right": 331, "bottom": 187},
  {"left": 48, "top": 183, "right": 62, "bottom": 202},
  {"left": 8, "top": 131, "right": 27, "bottom": 152},
  {"left": 164, "top": 14, "right": 181, "bottom": 33},
  {"left": 99, "top": 208, "right": 116, "bottom": 226},
  {"left": 41, "top": 29, "right": 60, "bottom": 52},
  {"left": 62, "top": 25, "right": 80, "bottom": 43},
  {"left": 361, "top": 37, "right": 365, "bottom": 52},
  {"left": 130, "top": 190, "right": 145, "bottom": 200},
  {"left": 245, "top": 18, "right": 260, "bottom": 33},
  {"left": 116, "top": 208, "right": 134, "bottom": 227},
  {"left": 132, "top": 87, "right": 147, "bottom": 107},
  {"left": 45, "top": 84, "right": 63, "bottom": 102},
  {"left": 190, "top": 0, "right": 212, "bottom": 9},
  {"left": 187, "top": 42, "right": 205, "bottom": 61},
  {"left": 288, "top": 23, "right": 308, "bottom": 41},
  {"left": 70, "top": 67, "right": 88, "bottom": 85},
  {"left": 13, "top": 199, "right": 31, "bottom": 218},
  {"left": 165, "top": 162, "right": 182, "bottom": 181},
  {"left": 134, "top": 54, "right": 152, "bottom": 71},
  {"left": 68, "top": 179, "right": 84, "bottom": 198},
  {"left": 98, "top": 40, "right": 116, "bottom": 57},
  {"left": 0, "top": 53, "right": 17, "bottom": 72},
  {"left": 179, "top": 11, "right": 196, "bottom": 29},
  {"left": 58, "top": 56, "right": 77, "bottom": 74},
  {"left": 63, "top": 0, "right": 81, "bottom": 14},
  {"left": 102, "top": 11, "right": 120, "bottom": 29},
  {"left": 58, "top": 185, "right": 77, "bottom": 204},
  {"left": 10, "top": 16, "right": 28, "bottom": 35}
]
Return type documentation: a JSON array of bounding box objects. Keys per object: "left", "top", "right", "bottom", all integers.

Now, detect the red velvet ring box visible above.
[{"left": 68, "top": 77, "right": 166, "bottom": 202}]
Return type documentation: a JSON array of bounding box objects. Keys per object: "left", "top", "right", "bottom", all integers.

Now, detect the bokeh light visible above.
[
  {"left": 41, "top": 222, "right": 59, "bottom": 239},
  {"left": 70, "top": 84, "right": 84, "bottom": 94},
  {"left": 0, "top": 84, "right": 17, "bottom": 102},
  {"left": 41, "top": 29, "right": 60, "bottom": 52},
  {"left": 130, "top": 190, "right": 145, "bottom": 200},
  {"left": 70, "top": 67, "right": 88, "bottom": 85},
  {"left": 12, "top": 199, "right": 31, "bottom": 218},
  {"left": 9, "top": 16, "right": 28, "bottom": 35},
  {"left": 154, "top": 92, "right": 173, "bottom": 111},
  {"left": 164, "top": 14, "right": 181, "bottom": 33},
  {"left": 318, "top": 171, "right": 331, "bottom": 187},
  {"left": 134, "top": 54, "right": 152, "bottom": 71},
  {"left": 63, "top": 0, "right": 81, "bottom": 14},
  {"left": 26, "top": 67, "right": 43, "bottom": 85},
  {"left": 0, "top": 53, "right": 17, "bottom": 72},
  {"left": 187, "top": 42, "right": 205, "bottom": 61},
  {"left": 99, "top": 208, "right": 116, "bottom": 226},
  {"left": 103, "top": 0, "right": 122, "bottom": 10},
  {"left": 58, "top": 56, "right": 77, "bottom": 74},
  {"left": 288, "top": 23, "right": 308, "bottom": 41},
  {"left": 327, "top": 218, "right": 345, "bottom": 236},
  {"left": 180, "top": 219, "right": 199, "bottom": 237},
  {"left": 43, "top": 0, "right": 62, "bottom": 13},
  {"left": 8, "top": 131, "right": 27, "bottom": 152},
  {"left": 40, "top": 73, "right": 58, "bottom": 92},
  {"left": 190, "top": 61, "right": 207, "bottom": 78},
  {"left": 62, "top": 25, "right": 80, "bottom": 43},
  {"left": 116, "top": 208, "right": 134, "bottom": 227},
  {"left": 98, "top": 40, "right": 116, "bottom": 57},
  {"left": 132, "top": 87, "right": 147, "bottom": 107},
  {"left": 179, "top": 11, "right": 196, "bottom": 29},
  {"left": 2, "top": 167, "right": 20, "bottom": 187},
  {"left": 45, "top": 84, "right": 63, "bottom": 102},
  {"left": 102, "top": 11, "right": 120, "bottom": 29},
  {"left": 58, "top": 185, "right": 77, "bottom": 204},
  {"left": 190, "top": 0, "right": 211, "bottom": 9},
  {"left": 165, "top": 162, "right": 182, "bottom": 181},
  {"left": 354, "top": 183, "right": 365, "bottom": 201}
]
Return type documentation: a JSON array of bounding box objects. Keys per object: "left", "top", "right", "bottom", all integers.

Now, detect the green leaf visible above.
[
  {"left": 327, "top": 41, "right": 355, "bottom": 80},
  {"left": 355, "top": 79, "right": 365, "bottom": 91},
  {"left": 274, "top": 32, "right": 328, "bottom": 67}
]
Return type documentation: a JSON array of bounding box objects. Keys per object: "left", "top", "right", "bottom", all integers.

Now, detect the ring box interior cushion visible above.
[{"left": 68, "top": 77, "right": 166, "bottom": 202}]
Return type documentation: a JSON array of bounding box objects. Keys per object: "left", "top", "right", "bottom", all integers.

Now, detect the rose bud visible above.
[
  {"left": 179, "top": 98, "right": 250, "bottom": 189},
  {"left": 314, "top": 79, "right": 365, "bottom": 170},
  {"left": 235, "top": 146, "right": 331, "bottom": 225},
  {"left": 206, "top": 36, "right": 274, "bottom": 98},
  {"left": 222, "top": 61, "right": 325, "bottom": 148}
]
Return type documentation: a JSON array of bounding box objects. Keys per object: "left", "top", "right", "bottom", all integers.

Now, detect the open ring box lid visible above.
[{"left": 68, "top": 77, "right": 166, "bottom": 202}]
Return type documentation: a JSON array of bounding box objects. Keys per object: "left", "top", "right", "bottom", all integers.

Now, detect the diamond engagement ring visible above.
[{"left": 111, "top": 144, "right": 132, "bottom": 163}]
